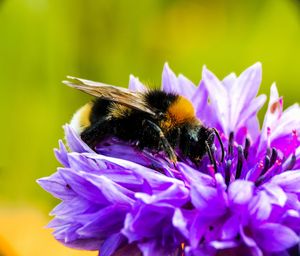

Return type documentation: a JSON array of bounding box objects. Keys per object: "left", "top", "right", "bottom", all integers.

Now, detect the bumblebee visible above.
[{"left": 64, "top": 76, "right": 224, "bottom": 168}]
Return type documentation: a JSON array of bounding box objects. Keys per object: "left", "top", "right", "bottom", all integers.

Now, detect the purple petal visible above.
[
  {"left": 188, "top": 213, "right": 207, "bottom": 248},
  {"left": 58, "top": 169, "right": 109, "bottom": 204},
  {"left": 190, "top": 183, "right": 227, "bottom": 217},
  {"left": 122, "top": 204, "right": 173, "bottom": 242},
  {"left": 67, "top": 152, "right": 105, "bottom": 173},
  {"left": 257, "top": 83, "right": 281, "bottom": 154},
  {"left": 162, "top": 63, "right": 178, "bottom": 93},
  {"left": 77, "top": 205, "right": 129, "bottom": 238},
  {"left": 83, "top": 153, "right": 184, "bottom": 192},
  {"left": 285, "top": 192, "right": 300, "bottom": 211},
  {"left": 192, "top": 80, "right": 209, "bottom": 118},
  {"left": 56, "top": 237, "right": 102, "bottom": 250},
  {"left": 272, "top": 103, "right": 300, "bottom": 139},
  {"left": 282, "top": 210, "right": 300, "bottom": 232},
  {"left": 135, "top": 183, "right": 189, "bottom": 207},
  {"left": 172, "top": 208, "right": 189, "bottom": 239},
  {"left": 100, "top": 233, "right": 127, "bottom": 256},
  {"left": 193, "top": 81, "right": 218, "bottom": 130},
  {"left": 221, "top": 214, "right": 240, "bottom": 240},
  {"left": 128, "top": 75, "right": 146, "bottom": 92},
  {"left": 54, "top": 140, "right": 70, "bottom": 167},
  {"left": 177, "top": 162, "right": 214, "bottom": 186},
  {"left": 47, "top": 217, "right": 69, "bottom": 229},
  {"left": 230, "top": 62, "right": 262, "bottom": 131},
  {"left": 161, "top": 64, "right": 197, "bottom": 101},
  {"left": 37, "top": 172, "right": 76, "bottom": 200},
  {"left": 228, "top": 180, "right": 254, "bottom": 205},
  {"left": 192, "top": 80, "right": 207, "bottom": 107},
  {"left": 254, "top": 223, "right": 299, "bottom": 252},
  {"left": 64, "top": 125, "right": 94, "bottom": 153},
  {"left": 50, "top": 197, "right": 94, "bottom": 216},
  {"left": 235, "top": 94, "right": 266, "bottom": 143},
  {"left": 202, "top": 66, "right": 229, "bottom": 134},
  {"left": 83, "top": 173, "right": 135, "bottom": 205},
  {"left": 261, "top": 183, "right": 287, "bottom": 207},
  {"left": 270, "top": 170, "right": 300, "bottom": 193},
  {"left": 222, "top": 72, "right": 237, "bottom": 90},
  {"left": 243, "top": 116, "right": 261, "bottom": 146},
  {"left": 248, "top": 191, "right": 272, "bottom": 221},
  {"left": 209, "top": 240, "right": 239, "bottom": 250},
  {"left": 177, "top": 74, "right": 197, "bottom": 100}
]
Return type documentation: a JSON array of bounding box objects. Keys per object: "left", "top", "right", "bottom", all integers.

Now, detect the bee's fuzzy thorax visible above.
[{"left": 167, "top": 96, "right": 196, "bottom": 124}]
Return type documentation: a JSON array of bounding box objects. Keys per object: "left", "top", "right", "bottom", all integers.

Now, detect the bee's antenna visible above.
[
  {"left": 212, "top": 128, "right": 225, "bottom": 163},
  {"left": 205, "top": 141, "right": 218, "bottom": 173}
]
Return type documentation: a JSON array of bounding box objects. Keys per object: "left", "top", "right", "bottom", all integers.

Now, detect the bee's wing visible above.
[{"left": 63, "top": 76, "right": 156, "bottom": 116}]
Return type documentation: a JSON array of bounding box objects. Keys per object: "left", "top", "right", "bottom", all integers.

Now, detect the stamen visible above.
[
  {"left": 205, "top": 141, "right": 217, "bottom": 173},
  {"left": 261, "top": 155, "right": 270, "bottom": 176},
  {"left": 228, "top": 132, "right": 234, "bottom": 156},
  {"left": 284, "top": 154, "right": 296, "bottom": 171},
  {"left": 244, "top": 138, "right": 250, "bottom": 160},
  {"left": 269, "top": 148, "right": 278, "bottom": 167},
  {"left": 249, "top": 160, "right": 265, "bottom": 182},
  {"left": 225, "top": 159, "right": 232, "bottom": 186},
  {"left": 235, "top": 146, "right": 243, "bottom": 179},
  {"left": 212, "top": 128, "right": 225, "bottom": 162},
  {"left": 255, "top": 159, "right": 282, "bottom": 186},
  {"left": 267, "top": 147, "right": 271, "bottom": 157}
]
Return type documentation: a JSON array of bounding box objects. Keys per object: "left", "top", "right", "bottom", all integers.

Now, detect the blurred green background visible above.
[{"left": 0, "top": 0, "right": 299, "bottom": 255}]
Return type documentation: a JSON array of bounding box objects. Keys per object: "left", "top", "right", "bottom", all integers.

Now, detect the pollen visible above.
[{"left": 167, "top": 96, "right": 195, "bottom": 124}]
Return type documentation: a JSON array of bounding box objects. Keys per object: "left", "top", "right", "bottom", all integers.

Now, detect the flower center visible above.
[{"left": 216, "top": 130, "right": 298, "bottom": 187}]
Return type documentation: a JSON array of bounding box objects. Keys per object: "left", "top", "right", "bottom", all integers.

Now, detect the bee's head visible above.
[{"left": 180, "top": 125, "right": 224, "bottom": 166}]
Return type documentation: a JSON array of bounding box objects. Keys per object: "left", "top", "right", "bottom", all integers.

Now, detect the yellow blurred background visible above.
[{"left": 0, "top": 0, "right": 299, "bottom": 255}]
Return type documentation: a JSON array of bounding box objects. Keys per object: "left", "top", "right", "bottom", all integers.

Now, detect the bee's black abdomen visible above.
[{"left": 90, "top": 98, "right": 112, "bottom": 124}]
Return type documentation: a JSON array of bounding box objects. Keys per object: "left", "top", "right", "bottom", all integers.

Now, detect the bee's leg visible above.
[
  {"left": 141, "top": 119, "right": 177, "bottom": 163},
  {"left": 80, "top": 118, "right": 111, "bottom": 148}
]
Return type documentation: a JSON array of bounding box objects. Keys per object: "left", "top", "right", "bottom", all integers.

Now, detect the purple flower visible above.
[{"left": 38, "top": 63, "right": 300, "bottom": 256}]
